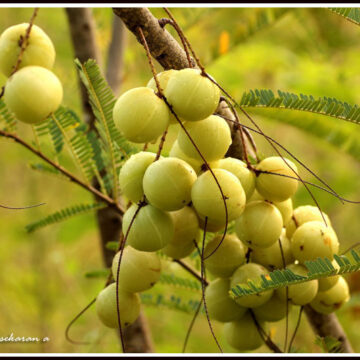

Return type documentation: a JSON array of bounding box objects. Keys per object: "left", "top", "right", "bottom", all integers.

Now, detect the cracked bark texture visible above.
[
  {"left": 114, "top": 7, "right": 353, "bottom": 353},
  {"left": 66, "top": 8, "right": 154, "bottom": 353}
]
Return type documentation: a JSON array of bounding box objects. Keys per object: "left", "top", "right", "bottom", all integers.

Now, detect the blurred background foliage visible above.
[{"left": 0, "top": 7, "right": 359, "bottom": 354}]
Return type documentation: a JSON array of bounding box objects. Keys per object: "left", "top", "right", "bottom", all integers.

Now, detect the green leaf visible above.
[
  {"left": 159, "top": 272, "right": 202, "bottom": 293},
  {"left": 315, "top": 335, "right": 343, "bottom": 353},
  {"left": 29, "top": 162, "right": 68, "bottom": 180},
  {"left": 26, "top": 202, "right": 107, "bottom": 233},
  {"left": 0, "top": 99, "right": 17, "bottom": 132},
  {"left": 105, "top": 241, "right": 119, "bottom": 252},
  {"left": 329, "top": 8, "right": 360, "bottom": 26},
  {"left": 230, "top": 250, "right": 360, "bottom": 299},
  {"left": 84, "top": 269, "right": 110, "bottom": 279}
]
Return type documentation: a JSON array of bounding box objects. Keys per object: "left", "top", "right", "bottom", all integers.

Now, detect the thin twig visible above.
[
  {"left": 279, "top": 238, "right": 289, "bottom": 352},
  {"left": 288, "top": 306, "right": 304, "bottom": 353},
  {"left": 182, "top": 297, "right": 203, "bottom": 353},
  {"left": 0, "top": 202, "right": 45, "bottom": 210},
  {"left": 174, "top": 259, "right": 208, "bottom": 286}
]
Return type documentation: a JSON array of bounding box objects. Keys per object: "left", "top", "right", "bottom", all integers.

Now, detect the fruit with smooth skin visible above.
[
  {"left": 169, "top": 140, "right": 202, "bottom": 173},
  {"left": 276, "top": 264, "right": 318, "bottom": 305},
  {"left": 230, "top": 263, "right": 274, "bottom": 308},
  {"left": 143, "top": 157, "right": 197, "bottom": 211},
  {"left": 112, "top": 246, "right": 161, "bottom": 293},
  {"left": 291, "top": 221, "right": 339, "bottom": 263},
  {"left": 205, "top": 278, "right": 247, "bottom": 322},
  {"left": 164, "top": 68, "right": 220, "bottom": 121},
  {"left": 95, "top": 283, "right": 140, "bottom": 328},
  {"left": 122, "top": 204, "right": 174, "bottom": 252},
  {"left": 191, "top": 168, "right": 246, "bottom": 224},
  {"left": 204, "top": 234, "right": 246, "bottom": 278},
  {"left": 113, "top": 87, "right": 169, "bottom": 143},
  {"left": 216, "top": 157, "right": 255, "bottom": 199},
  {"left": 255, "top": 156, "right": 298, "bottom": 202},
  {"left": 177, "top": 115, "right": 232, "bottom": 162},
  {"left": 162, "top": 240, "right": 196, "bottom": 259},
  {"left": 310, "top": 276, "right": 350, "bottom": 314},
  {"left": 235, "top": 200, "right": 283, "bottom": 248},
  {"left": 286, "top": 205, "right": 331, "bottom": 239},
  {"left": 4, "top": 66, "right": 63, "bottom": 124},
  {"left": 0, "top": 23, "right": 55, "bottom": 76},
  {"left": 318, "top": 260, "right": 340, "bottom": 291},
  {"left": 223, "top": 312, "right": 267, "bottom": 351},
  {"left": 119, "top": 152, "right": 158, "bottom": 203},
  {"left": 253, "top": 293, "right": 292, "bottom": 322}
]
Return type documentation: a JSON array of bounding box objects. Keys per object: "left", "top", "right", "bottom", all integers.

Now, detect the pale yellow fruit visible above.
[
  {"left": 253, "top": 293, "right": 292, "bottom": 322},
  {"left": 0, "top": 23, "right": 55, "bottom": 77},
  {"left": 4, "top": 66, "right": 62, "bottom": 124},
  {"left": 318, "top": 260, "right": 340, "bottom": 291},
  {"left": 169, "top": 140, "right": 202, "bottom": 174},
  {"left": 162, "top": 241, "right": 196, "bottom": 259}
]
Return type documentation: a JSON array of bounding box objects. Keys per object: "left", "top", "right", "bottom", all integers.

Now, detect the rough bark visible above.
[
  {"left": 114, "top": 7, "right": 353, "bottom": 353},
  {"left": 65, "top": 7, "right": 154, "bottom": 353},
  {"left": 304, "top": 306, "right": 353, "bottom": 353}
]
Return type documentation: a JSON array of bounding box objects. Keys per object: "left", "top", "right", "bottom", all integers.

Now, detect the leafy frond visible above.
[
  {"left": 84, "top": 269, "right": 110, "bottom": 279},
  {"left": 26, "top": 202, "right": 106, "bottom": 233},
  {"left": 159, "top": 273, "right": 202, "bottom": 293},
  {"left": 315, "top": 335, "right": 343, "bottom": 353},
  {"left": 29, "top": 162, "right": 68, "bottom": 180},
  {"left": 240, "top": 89, "right": 360, "bottom": 125},
  {"left": 0, "top": 99, "right": 17, "bottom": 132},
  {"left": 140, "top": 293, "right": 202, "bottom": 314},
  {"left": 329, "top": 8, "right": 360, "bottom": 26},
  {"left": 230, "top": 250, "right": 360, "bottom": 299}
]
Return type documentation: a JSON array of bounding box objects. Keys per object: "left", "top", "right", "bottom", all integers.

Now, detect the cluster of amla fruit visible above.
[
  {"left": 101, "top": 70, "right": 350, "bottom": 349},
  {"left": 0, "top": 23, "right": 63, "bottom": 124}
]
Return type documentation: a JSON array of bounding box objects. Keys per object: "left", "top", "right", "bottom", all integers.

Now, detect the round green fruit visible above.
[
  {"left": 310, "top": 276, "right": 350, "bottom": 314},
  {"left": 119, "top": 152, "right": 157, "bottom": 203},
  {"left": 318, "top": 260, "right": 340, "bottom": 291},
  {"left": 291, "top": 221, "right": 339, "bottom": 263},
  {"left": 216, "top": 157, "right": 255, "bottom": 199},
  {"left": 286, "top": 205, "right": 331, "bottom": 239},
  {"left": 235, "top": 200, "right": 283, "bottom": 248},
  {"left": 0, "top": 23, "right": 55, "bottom": 77},
  {"left": 205, "top": 278, "right": 247, "bottom": 322},
  {"left": 253, "top": 293, "right": 292, "bottom": 322},
  {"left": 122, "top": 204, "right": 174, "bottom": 252},
  {"left": 197, "top": 213, "right": 227, "bottom": 233},
  {"left": 177, "top": 115, "right": 232, "bottom": 162},
  {"left": 143, "top": 157, "right": 197, "bottom": 211},
  {"left": 250, "top": 229, "right": 294, "bottom": 271},
  {"left": 4, "top": 66, "right": 62, "bottom": 124},
  {"left": 276, "top": 264, "right": 318, "bottom": 306},
  {"left": 255, "top": 156, "right": 298, "bottom": 202},
  {"left": 204, "top": 234, "right": 246, "bottom": 278},
  {"left": 191, "top": 168, "right": 246, "bottom": 224},
  {"left": 164, "top": 68, "right": 220, "bottom": 122},
  {"left": 113, "top": 87, "right": 169, "bottom": 143},
  {"left": 162, "top": 240, "right": 196, "bottom": 259},
  {"left": 169, "top": 140, "right": 202, "bottom": 173},
  {"left": 112, "top": 246, "right": 161, "bottom": 293},
  {"left": 223, "top": 312, "right": 266, "bottom": 351},
  {"left": 230, "top": 263, "right": 273, "bottom": 308},
  {"left": 95, "top": 283, "right": 140, "bottom": 328}
]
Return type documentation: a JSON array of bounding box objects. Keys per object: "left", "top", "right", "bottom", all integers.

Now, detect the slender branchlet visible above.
[
  {"left": 0, "top": 202, "right": 45, "bottom": 210},
  {"left": 288, "top": 306, "right": 304, "bottom": 352},
  {"left": 279, "top": 238, "right": 289, "bottom": 352}
]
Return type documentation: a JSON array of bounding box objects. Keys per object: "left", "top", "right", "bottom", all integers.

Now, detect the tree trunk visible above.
[
  {"left": 114, "top": 6, "right": 353, "bottom": 353},
  {"left": 65, "top": 8, "right": 154, "bottom": 353}
]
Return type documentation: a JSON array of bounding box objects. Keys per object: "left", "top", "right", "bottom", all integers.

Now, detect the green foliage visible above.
[
  {"left": 230, "top": 250, "right": 360, "bottom": 299},
  {"left": 84, "top": 268, "right": 110, "bottom": 279},
  {"left": 105, "top": 241, "right": 119, "bottom": 252},
  {"left": 0, "top": 98, "right": 17, "bottom": 132},
  {"left": 29, "top": 162, "right": 68, "bottom": 180},
  {"left": 26, "top": 202, "right": 106, "bottom": 233},
  {"left": 315, "top": 335, "right": 343, "bottom": 353},
  {"left": 159, "top": 272, "right": 202, "bottom": 293},
  {"left": 329, "top": 8, "right": 360, "bottom": 26}
]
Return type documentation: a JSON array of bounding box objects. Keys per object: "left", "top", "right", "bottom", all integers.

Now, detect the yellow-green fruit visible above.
[
  {"left": 255, "top": 156, "right": 298, "bottom": 202},
  {"left": 4, "top": 66, "right": 62, "bottom": 124},
  {"left": 216, "top": 157, "right": 255, "bottom": 199},
  {"left": 191, "top": 169, "right": 246, "bottom": 224},
  {"left": 310, "top": 276, "right": 350, "bottom": 314},
  {"left": 230, "top": 263, "right": 274, "bottom": 308},
  {"left": 164, "top": 68, "right": 220, "bottom": 121},
  {"left": 143, "top": 157, "right": 197, "bottom": 211},
  {"left": 177, "top": 115, "right": 232, "bottom": 162},
  {"left": 122, "top": 204, "right": 174, "bottom": 252},
  {"left": 119, "top": 152, "right": 157, "bottom": 203},
  {"left": 253, "top": 294, "right": 292, "bottom": 322},
  {"left": 162, "top": 240, "right": 196, "bottom": 259},
  {"left": 291, "top": 221, "right": 339, "bottom": 263},
  {"left": 318, "top": 260, "right": 340, "bottom": 291},
  {"left": 286, "top": 205, "right": 331, "bottom": 239},
  {"left": 197, "top": 213, "right": 227, "bottom": 233},
  {"left": 0, "top": 23, "right": 55, "bottom": 77},
  {"left": 147, "top": 70, "right": 178, "bottom": 124},
  {"left": 235, "top": 200, "right": 283, "bottom": 248},
  {"left": 204, "top": 234, "right": 246, "bottom": 278},
  {"left": 276, "top": 264, "right": 318, "bottom": 306},
  {"left": 113, "top": 87, "right": 169, "bottom": 143},
  {"left": 95, "top": 283, "right": 140, "bottom": 328},
  {"left": 112, "top": 246, "right": 161, "bottom": 293},
  {"left": 251, "top": 229, "right": 294, "bottom": 271},
  {"left": 205, "top": 278, "right": 247, "bottom": 322},
  {"left": 223, "top": 312, "right": 267, "bottom": 351},
  {"left": 169, "top": 140, "right": 202, "bottom": 174}
]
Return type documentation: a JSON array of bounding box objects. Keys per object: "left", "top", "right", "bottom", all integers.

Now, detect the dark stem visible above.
[
  {"left": 182, "top": 297, "right": 203, "bottom": 353},
  {"left": 288, "top": 306, "right": 304, "bottom": 352}
]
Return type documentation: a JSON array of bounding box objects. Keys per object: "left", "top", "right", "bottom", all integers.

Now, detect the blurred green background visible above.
[{"left": 0, "top": 7, "right": 359, "bottom": 354}]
